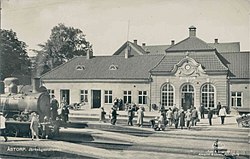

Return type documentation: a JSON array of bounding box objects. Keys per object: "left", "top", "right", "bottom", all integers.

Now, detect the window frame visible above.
[
  {"left": 138, "top": 91, "right": 147, "bottom": 104},
  {"left": 123, "top": 90, "right": 132, "bottom": 104},
  {"left": 231, "top": 92, "right": 242, "bottom": 107},
  {"left": 104, "top": 90, "right": 113, "bottom": 104},
  {"left": 201, "top": 84, "right": 215, "bottom": 108},
  {"left": 161, "top": 83, "right": 174, "bottom": 107},
  {"left": 80, "top": 89, "right": 88, "bottom": 103},
  {"left": 47, "top": 89, "right": 55, "bottom": 99}
]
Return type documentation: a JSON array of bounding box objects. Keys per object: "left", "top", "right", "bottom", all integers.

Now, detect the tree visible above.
[
  {"left": 36, "top": 23, "right": 90, "bottom": 73},
  {"left": 0, "top": 29, "right": 31, "bottom": 80}
]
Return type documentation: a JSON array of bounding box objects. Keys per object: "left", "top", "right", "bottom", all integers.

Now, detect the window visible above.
[
  {"left": 80, "top": 90, "right": 88, "bottom": 102},
  {"left": 161, "top": 84, "right": 174, "bottom": 107},
  {"left": 138, "top": 91, "right": 147, "bottom": 104},
  {"left": 104, "top": 90, "right": 112, "bottom": 103},
  {"left": 201, "top": 84, "right": 215, "bottom": 108},
  {"left": 47, "top": 89, "right": 55, "bottom": 99},
  {"left": 231, "top": 92, "right": 242, "bottom": 107},
  {"left": 123, "top": 91, "right": 132, "bottom": 104}
]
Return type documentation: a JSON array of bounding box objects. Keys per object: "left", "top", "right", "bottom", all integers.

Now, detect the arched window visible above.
[
  {"left": 161, "top": 83, "right": 174, "bottom": 107},
  {"left": 201, "top": 84, "right": 215, "bottom": 108}
]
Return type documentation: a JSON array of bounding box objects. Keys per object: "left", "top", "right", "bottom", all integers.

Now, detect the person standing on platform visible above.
[
  {"left": 111, "top": 107, "right": 118, "bottom": 125},
  {"left": 30, "top": 112, "right": 39, "bottom": 140},
  {"left": 99, "top": 107, "right": 106, "bottom": 123},
  {"left": 200, "top": 103, "right": 205, "bottom": 119},
  {"left": 166, "top": 108, "right": 173, "bottom": 126},
  {"left": 207, "top": 108, "right": 214, "bottom": 126},
  {"left": 51, "top": 95, "right": 59, "bottom": 121},
  {"left": 186, "top": 109, "right": 192, "bottom": 129},
  {"left": 61, "top": 105, "right": 69, "bottom": 127},
  {"left": 137, "top": 106, "right": 144, "bottom": 127},
  {"left": 173, "top": 108, "right": 179, "bottom": 129},
  {"left": 127, "top": 106, "right": 134, "bottom": 126},
  {"left": 191, "top": 107, "right": 198, "bottom": 126},
  {"left": 0, "top": 112, "right": 8, "bottom": 142},
  {"left": 179, "top": 110, "right": 185, "bottom": 129},
  {"left": 219, "top": 106, "right": 227, "bottom": 125},
  {"left": 217, "top": 102, "right": 222, "bottom": 116}
]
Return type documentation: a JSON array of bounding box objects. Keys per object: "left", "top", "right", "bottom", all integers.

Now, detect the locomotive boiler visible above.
[{"left": 0, "top": 77, "right": 58, "bottom": 137}]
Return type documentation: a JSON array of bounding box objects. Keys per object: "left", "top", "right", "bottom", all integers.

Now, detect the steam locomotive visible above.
[{"left": 0, "top": 77, "right": 59, "bottom": 138}]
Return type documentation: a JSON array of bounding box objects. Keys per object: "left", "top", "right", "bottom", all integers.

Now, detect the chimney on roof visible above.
[
  {"left": 142, "top": 43, "right": 146, "bottom": 47},
  {"left": 189, "top": 26, "right": 196, "bottom": 37},
  {"left": 214, "top": 39, "right": 219, "bottom": 44},
  {"left": 171, "top": 40, "right": 175, "bottom": 46},
  {"left": 125, "top": 42, "right": 130, "bottom": 59},
  {"left": 86, "top": 43, "right": 93, "bottom": 59},
  {"left": 133, "top": 39, "right": 137, "bottom": 45}
]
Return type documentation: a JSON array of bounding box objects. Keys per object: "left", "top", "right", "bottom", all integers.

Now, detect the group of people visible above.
[
  {"left": 51, "top": 95, "right": 69, "bottom": 126},
  {"left": 150, "top": 106, "right": 199, "bottom": 131},
  {"left": 151, "top": 102, "right": 228, "bottom": 131},
  {"left": 113, "top": 97, "right": 124, "bottom": 111},
  {"left": 99, "top": 104, "right": 145, "bottom": 127}
]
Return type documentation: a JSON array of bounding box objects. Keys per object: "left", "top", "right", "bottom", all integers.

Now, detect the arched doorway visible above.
[{"left": 181, "top": 84, "right": 194, "bottom": 110}]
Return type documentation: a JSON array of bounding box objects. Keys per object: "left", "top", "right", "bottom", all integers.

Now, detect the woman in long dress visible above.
[
  {"left": 30, "top": 113, "right": 39, "bottom": 140},
  {"left": 137, "top": 107, "right": 144, "bottom": 127}
]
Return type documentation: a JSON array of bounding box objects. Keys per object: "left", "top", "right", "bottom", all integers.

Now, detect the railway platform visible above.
[{"left": 0, "top": 109, "right": 249, "bottom": 159}]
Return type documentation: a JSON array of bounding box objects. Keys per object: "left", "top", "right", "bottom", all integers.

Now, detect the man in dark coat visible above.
[
  {"left": 61, "top": 105, "right": 69, "bottom": 123},
  {"left": 207, "top": 108, "right": 213, "bottom": 126},
  {"left": 111, "top": 107, "right": 118, "bottom": 125},
  {"left": 127, "top": 106, "right": 134, "bottom": 126},
  {"left": 200, "top": 103, "right": 205, "bottom": 119},
  {"left": 217, "top": 102, "right": 221, "bottom": 116},
  {"left": 50, "top": 95, "right": 59, "bottom": 121}
]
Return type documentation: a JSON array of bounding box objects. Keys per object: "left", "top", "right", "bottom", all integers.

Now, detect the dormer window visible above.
[
  {"left": 76, "top": 65, "right": 85, "bottom": 70},
  {"left": 109, "top": 65, "right": 118, "bottom": 70}
]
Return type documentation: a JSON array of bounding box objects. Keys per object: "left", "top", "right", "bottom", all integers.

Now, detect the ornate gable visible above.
[{"left": 172, "top": 54, "right": 207, "bottom": 77}]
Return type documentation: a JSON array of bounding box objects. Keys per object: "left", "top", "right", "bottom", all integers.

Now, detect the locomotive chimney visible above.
[
  {"left": 32, "top": 77, "right": 40, "bottom": 93},
  {"left": 4, "top": 77, "right": 19, "bottom": 94}
]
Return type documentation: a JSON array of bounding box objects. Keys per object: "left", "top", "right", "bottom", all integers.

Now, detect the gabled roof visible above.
[
  {"left": 208, "top": 42, "right": 240, "bottom": 53},
  {"left": 151, "top": 52, "right": 228, "bottom": 74},
  {"left": 113, "top": 41, "right": 146, "bottom": 56},
  {"left": 41, "top": 55, "right": 164, "bottom": 80},
  {"left": 221, "top": 52, "right": 250, "bottom": 79},
  {"left": 165, "top": 36, "right": 215, "bottom": 52},
  {"left": 142, "top": 45, "right": 170, "bottom": 54}
]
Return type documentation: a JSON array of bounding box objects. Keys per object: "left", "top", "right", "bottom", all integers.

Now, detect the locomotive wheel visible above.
[{"left": 7, "top": 125, "right": 19, "bottom": 137}]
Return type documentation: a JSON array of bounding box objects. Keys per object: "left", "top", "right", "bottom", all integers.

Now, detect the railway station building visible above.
[{"left": 41, "top": 26, "right": 250, "bottom": 112}]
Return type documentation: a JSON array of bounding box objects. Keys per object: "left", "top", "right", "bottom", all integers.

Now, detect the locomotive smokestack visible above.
[
  {"left": 4, "top": 77, "right": 19, "bottom": 94},
  {"left": 32, "top": 77, "right": 40, "bottom": 93}
]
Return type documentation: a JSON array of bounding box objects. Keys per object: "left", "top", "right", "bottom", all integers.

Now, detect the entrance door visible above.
[
  {"left": 182, "top": 93, "right": 193, "bottom": 110},
  {"left": 181, "top": 84, "right": 194, "bottom": 111},
  {"left": 92, "top": 90, "right": 101, "bottom": 108},
  {"left": 60, "top": 89, "right": 70, "bottom": 105}
]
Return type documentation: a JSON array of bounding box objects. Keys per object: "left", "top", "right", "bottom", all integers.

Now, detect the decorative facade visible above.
[{"left": 41, "top": 26, "right": 249, "bottom": 112}]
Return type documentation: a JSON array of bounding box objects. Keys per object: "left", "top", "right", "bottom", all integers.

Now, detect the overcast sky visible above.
[{"left": 2, "top": 0, "right": 250, "bottom": 56}]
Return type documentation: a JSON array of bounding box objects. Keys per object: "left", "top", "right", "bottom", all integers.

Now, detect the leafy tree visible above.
[
  {"left": 0, "top": 29, "right": 31, "bottom": 80},
  {"left": 36, "top": 23, "right": 90, "bottom": 73}
]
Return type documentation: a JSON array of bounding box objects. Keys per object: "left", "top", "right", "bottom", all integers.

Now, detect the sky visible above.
[{"left": 1, "top": 0, "right": 250, "bottom": 56}]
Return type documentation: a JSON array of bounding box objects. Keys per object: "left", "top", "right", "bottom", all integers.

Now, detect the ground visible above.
[{"left": 0, "top": 110, "right": 249, "bottom": 159}]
